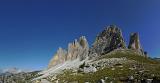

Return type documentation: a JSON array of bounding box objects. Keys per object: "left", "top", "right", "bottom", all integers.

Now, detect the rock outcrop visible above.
[
  {"left": 128, "top": 33, "right": 145, "bottom": 55},
  {"left": 89, "top": 25, "right": 126, "bottom": 58},
  {"left": 67, "top": 36, "right": 89, "bottom": 60},
  {"left": 128, "top": 33, "right": 142, "bottom": 50},
  {"left": 48, "top": 25, "right": 148, "bottom": 68},
  {"left": 48, "top": 47, "right": 67, "bottom": 68},
  {"left": 48, "top": 36, "right": 89, "bottom": 68}
]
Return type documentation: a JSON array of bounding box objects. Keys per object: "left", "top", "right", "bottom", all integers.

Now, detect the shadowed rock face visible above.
[
  {"left": 89, "top": 25, "right": 126, "bottom": 58},
  {"left": 48, "top": 36, "right": 89, "bottom": 68}
]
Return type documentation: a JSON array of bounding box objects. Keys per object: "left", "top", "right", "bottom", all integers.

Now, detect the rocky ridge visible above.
[
  {"left": 32, "top": 25, "right": 160, "bottom": 83},
  {"left": 48, "top": 25, "right": 146, "bottom": 69},
  {"left": 0, "top": 25, "right": 159, "bottom": 83}
]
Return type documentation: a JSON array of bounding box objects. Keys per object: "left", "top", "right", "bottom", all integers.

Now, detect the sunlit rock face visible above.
[
  {"left": 48, "top": 36, "right": 89, "bottom": 68},
  {"left": 89, "top": 25, "right": 126, "bottom": 58},
  {"left": 48, "top": 25, "right": 148, "bottom": 69},
  {"left": 128, "top": 33, "right": 145, "bottom": 56},
  {"left": 67, "top": 36, "right": 89, "bottom": 60},
  {"left": 48, "top": 47, "right": 67, "bottom": 68},
  {"left": 128, "top": 33, "right": 142, "bottom": 50}
]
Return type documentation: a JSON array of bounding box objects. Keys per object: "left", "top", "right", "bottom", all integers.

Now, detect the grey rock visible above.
[
  {"left": 89, "top": 25, "right": 126, "bottom": 58},
  {"left": 128, "top": 33, "right": 142, "bottom": 50},
  {"left": 111, "top": 68, "right": 115, "bottom": 70},
  {"left": 128, "top": 33, "right": 146, "bottom": 56},
  {"left": 48, "top": 47, "right": 67, "bottom": 68},
  {"left": 129, "top": 76, "right": 134, "bottom": 80},
  {"left": 48, "top": 36, "right": 89, "bottom": 68},
  {"left": 67, "top": 36, "right": 89, "bottom": 61},
  {"left": 83, "top": 65, "right": 97, "bottom": 73},
  {"left": 88, "top": 58, "right": 127, "bottom": 69},
  {"left": 110, "top": 81, "right": 113, "bottom": 83},
  {"left": 98, "top": 79, "right": 105, "bottom": 83},
  {"left": 104, "top": 77, "right": 108, "bottom": 80},
  {"left": 85, "top": 82, "right": 90, "bottom": 83},
  {"left": 146, "top": 79, "right": 153, "bottom": 83}
]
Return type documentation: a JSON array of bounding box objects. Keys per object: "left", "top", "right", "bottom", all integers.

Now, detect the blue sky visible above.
[{"left": 0, "top": 0, "right": 160, "bottom": 70}]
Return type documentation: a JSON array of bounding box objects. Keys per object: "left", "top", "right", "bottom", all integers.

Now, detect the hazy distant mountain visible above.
[
  {"left": 0, "top": 67, "right": 29, "bottom": 74},
  {"left": 0, "top": 70, "right": 40, "bottom": 83},
  {"left": 3, "top": 68, "right": 22, "bottom": 74},
  {"left": 153, "top": 57, "right": 160, "bottom": 61},
  {"left": 0, "top": 69, "right": 3, "bottom": 74}
]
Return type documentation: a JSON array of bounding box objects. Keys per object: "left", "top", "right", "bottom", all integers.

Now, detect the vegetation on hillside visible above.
[{"left": 46, "top": 50, "right": 160, "bottom": 83}]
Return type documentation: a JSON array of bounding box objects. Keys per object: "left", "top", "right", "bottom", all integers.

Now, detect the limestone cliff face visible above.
[
  {"left": 128, "top": 33, "right": 145, "bottom": 56},
  {"left": 67, "top": 36, "right": 89, "bottom": 61},
  {"left": 48, "top": 25, "right": 148, "bottom": 68},
  {"left": 89, "top": 25, "right": 126, "bottom": 58},
  {"left": 128, "top": 33, "right": 142, "bottom": 50},
  {"left": 48, "top": 47, "right": 67, "bottom": 68},
  {"left": 48, "top": 36, "right": 89, "bottom": 68}
]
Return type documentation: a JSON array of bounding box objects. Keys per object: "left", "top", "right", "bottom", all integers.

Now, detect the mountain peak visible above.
[
  {"left": 128, "top": 32, "right": 146, "bottom": 56},
  {"left": 89, "top": 25, "right": 126, "bottom": 58},
  {"left": 33, "top": 25, "right": 160, "bottom": 83},
  {"left": 105, "top": 25, "right": 121, "bottom": 33},
  {"left": 48, "top": 36, "right": 89, "bottom": 68},
  {"left": 128, "top": 32, "right": 142, "bottom": 50},
  {"left": 48, "top": 25, "right": 148, "bottom": 68}
]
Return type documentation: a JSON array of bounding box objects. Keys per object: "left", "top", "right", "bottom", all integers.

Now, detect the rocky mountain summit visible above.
[
  {"left": 89, "top": 25, "right": 126, "bottom": 58},
  {"left": 48, "top": 25, "right": 146, "bottom": 68},
  {"left": 34, "top": 25, "right": 160, "bottom": 83}
]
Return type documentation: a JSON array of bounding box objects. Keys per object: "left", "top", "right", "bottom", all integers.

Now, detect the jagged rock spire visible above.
[
  {"left": 79, "top": 36, "right": 89, "bottom": 60},
  {"left": 48, "top": 36, "right": 89, "bottom": 68},
  {"left": 128, "top": 33, "right": 142, "bottom": 50},
  {"left": 48, "top": 47, "right": 67, "bottom": 68},
  {"left": 128, "top": 33, "right": 145, "bottom": 56},
  {"left": 89, "top": 25, "right": 126, "bottom": 57},
  {"left": 48, "top": 25, "right": 148, "bottom": 68},
  {"left": 67, "top": 36, "right": 89, "bottom": 60}
]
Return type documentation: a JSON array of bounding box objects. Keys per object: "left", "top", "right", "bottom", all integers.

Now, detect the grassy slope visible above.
[
  {"left": 100, "top": 49, "right": 159, "bottom": 64},
  {"left": 47, "top": 50, "right": 160, "bottom": 83}
]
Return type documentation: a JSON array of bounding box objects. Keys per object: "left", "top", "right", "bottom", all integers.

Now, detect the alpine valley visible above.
[{"left": 1, "top": 25, "right": 160, "bottom": 83}]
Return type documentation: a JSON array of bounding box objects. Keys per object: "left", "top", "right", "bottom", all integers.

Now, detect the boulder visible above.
[
  {"left": 98, "top": 79, "right": 105, "bottom": 83},
  {"left": 83, "top": 65, "right": 97, "bottom": 73}
]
